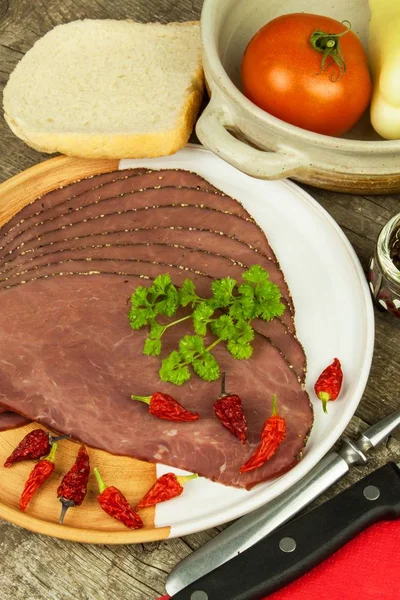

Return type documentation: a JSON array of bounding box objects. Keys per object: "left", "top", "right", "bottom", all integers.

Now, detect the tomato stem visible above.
[{"left": 310, "top": 20, "right": 351, "bottom": 80}]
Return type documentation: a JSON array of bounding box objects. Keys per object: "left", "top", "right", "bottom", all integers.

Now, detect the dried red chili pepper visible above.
[
  {"left": 94, "top": 467, "right": 143, "bottom": 530},
  {"left": 213, "top": 373, "right": 247, "bottom": 444},
  {"left": 57, "top": 445, "right": 90, "bottom": 524},
  {"left": 314, "top": 358, "right": 343, "bottom": 414},
  {"left": 19, "top": 443, "right": 58, "bottom": 511},
  {"left": 136, "top": 472, "right": 198, "bottom": 511},
  {"left": 4, "top": 429, "right": 68, "bottom": 468},
  {"left": 239, "top": 395, "right": 286, "bottom": 473},
  {"left": 131, "top": 391, "right": 200, "bottom": 422}
]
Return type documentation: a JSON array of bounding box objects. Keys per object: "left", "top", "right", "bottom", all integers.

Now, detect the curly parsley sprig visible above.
[{"left": 128, "top": 266, "right": 285, "bottom": 385}]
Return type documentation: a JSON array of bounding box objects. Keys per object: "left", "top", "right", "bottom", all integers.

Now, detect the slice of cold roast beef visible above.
[
  {"left": 0, "top": 410, "right": 30, "bottom": 431},
  {"left": 0, "top": 243, "right": 295, "bottom": 331},
  {"left": 0, "top": 170, "right": 220, "bottom": 261}
]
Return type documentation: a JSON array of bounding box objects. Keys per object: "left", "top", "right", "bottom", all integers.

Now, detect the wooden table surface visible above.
[{"left": 1, "top": 1, "right": 400, "bottom": 598}]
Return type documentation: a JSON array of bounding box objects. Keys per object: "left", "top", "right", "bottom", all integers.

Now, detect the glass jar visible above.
[{"left": 369, "top": 213, "right": 400, "bottom": 317}]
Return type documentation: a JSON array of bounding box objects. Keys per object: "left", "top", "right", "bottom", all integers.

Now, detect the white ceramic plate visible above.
[{"left": 118, "top": 144, "right": 375, "bottom": 538}]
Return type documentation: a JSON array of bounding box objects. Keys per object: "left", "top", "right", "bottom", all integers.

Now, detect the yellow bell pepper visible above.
[{"left": 369, "top": 0, "right": 400, "bottom": 139}]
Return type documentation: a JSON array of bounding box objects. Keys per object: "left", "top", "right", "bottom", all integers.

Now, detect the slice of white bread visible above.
[{"left": 3, "top": 19, "right": 204, "bottom": 158}]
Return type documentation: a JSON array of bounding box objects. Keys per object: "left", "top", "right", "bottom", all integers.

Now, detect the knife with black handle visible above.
[
  {"left": 166, "top": 410, "right": 400, "bottom": 595},
  {"left": 171, "top": 461, "right": 400, "bottom": 600}
]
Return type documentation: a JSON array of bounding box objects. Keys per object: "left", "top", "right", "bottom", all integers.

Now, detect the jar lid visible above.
[{"left": 377, "top": 213, "right": 400, "bottom": 284}]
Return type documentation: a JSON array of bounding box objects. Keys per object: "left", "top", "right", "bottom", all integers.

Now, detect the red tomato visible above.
[{"left": 241, "top": 13, "right": 372, "bottom": 137}]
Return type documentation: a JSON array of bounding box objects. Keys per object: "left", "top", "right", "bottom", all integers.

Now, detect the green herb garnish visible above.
[{"left": 129, "top": 265, "right": 285, "bottom": 385}]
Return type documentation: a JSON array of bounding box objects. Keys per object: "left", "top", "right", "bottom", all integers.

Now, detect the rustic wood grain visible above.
[{"left": 1, "top": 0, "right": 400, "bottom": 598}]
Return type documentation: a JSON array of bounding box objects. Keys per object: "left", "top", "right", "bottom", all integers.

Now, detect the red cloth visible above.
[{"left": 159, "top": 520, "right": 400, "bottom": 599}]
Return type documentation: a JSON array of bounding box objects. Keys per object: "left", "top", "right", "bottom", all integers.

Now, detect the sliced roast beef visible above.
[
  {"left": 0, "top": 187, "right": 262, "bottom": 270},
  {"left": 0, "top": 168, "right": 149, "bottom": 249},
  {"left": 0, "top": 275, "right": 312, "bottom": 489},
  {"left": 1, "top": 256, "right": 295, "bottom": 333},
  {"left": 0, "top": 205, "right": 275, "bottom": 263},
  {"left": 0, "top": 253, "right": 303, "bottom": 378},
  {"left": 0, "top": 204, "right": 291, "bottom": 307},
  {"left": 1, "top": 253, "right": 303, "bottom": 376},
  {"left": 1, "top": 226, "right": 290, "bottom": 298},
  {"left": 253, "top": 319, "right": 306, "bottom": 381},
  {"left": 0, "top": 411, "right": 30, "bottom": 431},
  {"left": 0, "top": 171, "right": 220, "bottom": 262},
  {"left": 2, "top": 226, "right": 273, "bottom": 268},
  {"left": 1, "top": 240, "right": 293, "bottom": 315}
]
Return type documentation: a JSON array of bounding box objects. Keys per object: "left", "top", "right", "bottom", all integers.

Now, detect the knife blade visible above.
[
  {"left": 171, "top": 461, "right": 400, "bottom": 600},
  {"left": 166, "top": 409, "right": 400, "bottom": 596}
]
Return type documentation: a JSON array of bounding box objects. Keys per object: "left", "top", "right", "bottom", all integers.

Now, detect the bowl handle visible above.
[{"left": 196, "top": 92, "right": 305, "bottom": 179}]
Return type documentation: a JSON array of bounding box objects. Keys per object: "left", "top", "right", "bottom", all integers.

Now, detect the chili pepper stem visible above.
[
  {"left": 318, "top": 392, "right": 331, "bottom": 414},
  {"left": 94, "top": 467, "right": 107, "bottom": 494},
  {"left": 220, "top": 372, "right": 227, "bottom": 396},
  {"left": 271, "top": 394, "right": 278, "bottom": 416},
  {"left": 176, "top": 473, "right": 198, "bottom": 485},
  {"left": 45, "top": 443, "right": 58, "bottom": 462},
  {"left": 49, "top": 434, "right": 70, "bottom": 444},
  {"left": 131, "top": 394, "right": 151, "bottom": 405},
  {"left": 58, "top": 498, "right": 75, "bottom": 525}
]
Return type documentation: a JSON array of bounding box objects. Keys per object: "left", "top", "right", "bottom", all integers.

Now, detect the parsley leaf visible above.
[
  {"left": 225, "top": 320, "right": 254, "bottom": 359},
  {"left": 257, "top": 286, "right": 285, "bottom": 320},
  {"left": 149, "top": 320, "right": 165, "bottom": 340},
  {"left": 233, "top": 320, "right": 254, "bottom": 344},
  {"left": 142, "top": 320, "right": 165, "bottom": 356},
  {"left": 146, "top": 274, "right": 180, "bottom": 317},
  {"left": 151, "top": 273, "right": 173, "bottom": 294},
  {"left": 129, "top": 306, "right": 152, "bottom": 329},
  {"left": 130, "top": 285, "right": 149, "bottom": 307},
  {"left": 211, "top": 277, "right": 237, "bottom": 307},
  {"left": 143, "top": 337, "right": 162, "bottom": 356},
  {"left": 193, "top": 303, "right": 214, "bottom": 335},
  {"left": 129, "top": 286, "right": 154, "bottom": 329},
  {"left": 179, "top": 279, "right": 200, "bottom": 307},
  {"left": 159, "top": 351, "right": 191, "bottom": 386},
  {"left": 227, "top": 340, "right": 253, "bottom": 359},
  {"left": 211, "top": 314, "right": 236, "bottom": 341},
  {"left": 237, "top": 283, "right": 257, "bottom": 318},
  {"left": 154, "top": 285, "right": 179, "bottom": 317},
  {"left": 242, "top": 264, "right": 269, "bottom": 286},
  {"left": 229, "top": 297, "right": 252, "bottom": 321},
  {"left": 178, "top": 335, "right": 205, "bottom": 362},
  {"left": 192, "top": 352, "right": 220, "bottom": 381},
  {"left": 129, "top": 265, "right": 286, "bottom": 385}
]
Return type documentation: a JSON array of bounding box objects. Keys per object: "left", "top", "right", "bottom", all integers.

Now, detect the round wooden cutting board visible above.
[{"left": 0, "top": 157, "right": 170, "bottom": 544}]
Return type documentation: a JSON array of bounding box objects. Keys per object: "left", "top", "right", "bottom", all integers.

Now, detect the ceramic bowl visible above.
[{"left": 196, "top": 0, "right": 400, "bottom": 194}]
